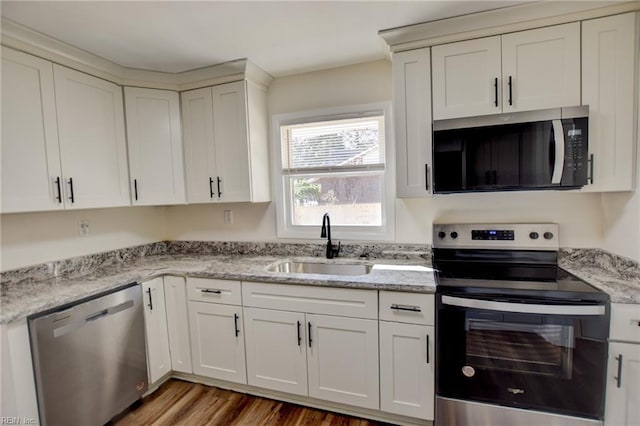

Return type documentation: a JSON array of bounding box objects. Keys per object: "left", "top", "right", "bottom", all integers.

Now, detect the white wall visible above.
[
  {"left": 167, "top": 59, "right": 606, "bottom": 250},
  {"left": 0, "top": 207, "right": 165, "bottom": 271}
]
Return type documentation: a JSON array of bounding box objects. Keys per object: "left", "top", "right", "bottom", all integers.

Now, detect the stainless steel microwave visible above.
[{"left": 432, "top": 106, "right": 589, "bottom": 193}]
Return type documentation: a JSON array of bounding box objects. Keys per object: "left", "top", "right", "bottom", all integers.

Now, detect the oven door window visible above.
[{"left": 466, "top": 318, "right": 574, "bottom": 379}]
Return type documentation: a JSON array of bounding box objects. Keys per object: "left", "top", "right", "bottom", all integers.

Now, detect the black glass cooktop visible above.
[{"left": 433, "top": 248, "right": 609, "bottom": 303}]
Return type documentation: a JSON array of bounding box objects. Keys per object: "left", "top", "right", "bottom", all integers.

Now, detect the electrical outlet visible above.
[
  {"left": 79, "top": 220, "right": 90, "bottom": 237},
  {"left": 224, "top": 210, "right": 233, "bottom": 225}
]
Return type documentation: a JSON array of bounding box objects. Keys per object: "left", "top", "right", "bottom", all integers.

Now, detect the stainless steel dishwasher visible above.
[{"left": 29, "top": 283, "right": 148, "bottom": 426}]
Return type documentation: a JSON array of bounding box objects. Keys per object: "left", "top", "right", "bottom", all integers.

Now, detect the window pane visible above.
[
  {"left": 282, "top": 116, "right": 385, "bottom": 170},
  {"left": 290, "top": 174, "right": 383, "bottom": 226}
]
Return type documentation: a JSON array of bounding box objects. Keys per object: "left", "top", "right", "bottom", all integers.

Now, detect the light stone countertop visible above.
[{"left": 0, "top": 253, "right": 436, "bottom": 324}]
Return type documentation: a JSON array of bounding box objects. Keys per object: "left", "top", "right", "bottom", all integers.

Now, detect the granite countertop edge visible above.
[{"left": 0, "top": 254, "right": 437, "bottom": 324}]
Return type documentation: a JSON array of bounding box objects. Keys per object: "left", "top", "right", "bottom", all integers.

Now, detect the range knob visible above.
[
  {"left": 529, "top": 232, "right": 539, "bottom": 240},
  {"left": 543, "top": 232, "right": 554, "bottom": 240},
  {"left": 450, "top": 231, "right": 458, "bottom": 239},
  {"left": 438, "top": 231, "right": 446, "bottom": 239}
]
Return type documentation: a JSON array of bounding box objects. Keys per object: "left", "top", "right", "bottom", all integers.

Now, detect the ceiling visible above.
[{"left": 1, "top": 1, "right": 524, "bottom": 78}]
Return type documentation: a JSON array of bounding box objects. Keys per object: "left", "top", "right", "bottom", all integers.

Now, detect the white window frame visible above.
[{"left": 271, "top": 102, "right": 395, "bottom": 241}]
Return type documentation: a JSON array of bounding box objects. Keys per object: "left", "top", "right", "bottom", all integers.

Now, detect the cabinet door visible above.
[
  {"left": 306, "top": 314, "right": 379, "bottom": 409},
  {"left": 124, "top": 87, "right": 185, "bottom": 205},
  {"left": 53, "top": 65, "right": 130, "bottom": 209},
  {"left": 432, "top": 37, "right": 502, "bottom": 119},
  {"left": 582, "top": 12, "right": 637, "bottom": 192},
  {"left": 393, "top": 48, "right": 433, "bottom": 198},
  {"left": 1, "top": 47, "right": 63, "bottom": 213},
  {"left": 243, "top": 307, "right": 308, "bottom": 396},
  {"left": 181, "top": 87, "right": 217, "bottom": 204},
  {"left": 502, "top": 23, "right": 580, "bottom": 112},
  {"left": 142, "top": 278, "right": 172, "bottom": 385},
  {"left": 212, "top": 81, "right": 252, "bottom": 202},
  {"left": 605, "top": 342, "right": 640, "bottom": 426},
  {"left": 188, "top": 301, "right": 246, "bottom": 384},
  {"left": 163, "top": 276, "right": 192, "bottom": 374},
  {"left": 379, "top": 322, "right": 434, "bottom": 420}
]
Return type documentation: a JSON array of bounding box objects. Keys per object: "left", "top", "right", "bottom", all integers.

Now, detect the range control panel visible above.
[{"left": 433, "top": 223, "right": 559, "bottom": 250}]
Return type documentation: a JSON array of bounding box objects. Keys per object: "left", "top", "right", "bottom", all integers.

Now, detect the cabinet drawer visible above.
[
  {"left": 610, "top": 303, "right": 640, "bottom": 343},
  {"left": 242, "top": 282, "right": 378, "bottom": 319},
  {"left": 187, "top": 278, "right": 241, "bottom": 305},
  {"left": 379, "top": 291, "right": 434, "bottom": 325}
]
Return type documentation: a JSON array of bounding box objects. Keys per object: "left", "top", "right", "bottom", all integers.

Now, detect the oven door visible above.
[{"left": 436, "top": 294, "right": 609, "bottom": 419}]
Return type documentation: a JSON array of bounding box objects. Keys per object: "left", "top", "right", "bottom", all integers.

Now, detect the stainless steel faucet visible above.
[{"left": 320, "top": 213, "right": 341, "bottom": 259}]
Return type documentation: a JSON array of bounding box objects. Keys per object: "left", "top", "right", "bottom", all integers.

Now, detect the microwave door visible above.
[{"left": 520, "top": 121, "right": 554, "bottom": 187}]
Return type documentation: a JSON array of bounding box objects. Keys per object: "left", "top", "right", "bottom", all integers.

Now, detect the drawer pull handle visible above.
[
  {"left": 391, "top": 304, "right": 421, "bottom": 312},
  {"left": 615, "top": 354, "right": 623, "bottom": 388},
  {"left": 201, "top": 289, "right": 222, "bottom": 294}
]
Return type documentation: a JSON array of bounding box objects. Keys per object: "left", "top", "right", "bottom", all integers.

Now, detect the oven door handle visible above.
[{"left": 441, "top": 295, "right": 605, "bottom": 316}]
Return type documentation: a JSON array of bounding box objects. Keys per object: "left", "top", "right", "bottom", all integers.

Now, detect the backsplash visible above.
[{"left": 0, "top": 241, "right": 431, "bottom": 286}]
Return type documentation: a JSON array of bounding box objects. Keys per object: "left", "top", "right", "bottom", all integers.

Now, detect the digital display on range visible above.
[{"left": 472, "top": 229, "right": 514, "bottom": 240}]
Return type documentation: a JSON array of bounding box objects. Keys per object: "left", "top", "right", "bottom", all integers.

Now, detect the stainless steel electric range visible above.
[{"left": 433, "top": 223, "right": 609, "bottom": 426}]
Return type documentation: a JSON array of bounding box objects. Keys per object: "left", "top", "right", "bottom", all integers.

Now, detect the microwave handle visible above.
[
  {"left": 441, "top": 295, "right": 605, "bottom": 316},
  {"left": 551, "top": 119, "right": 565, "bottom": 184}
]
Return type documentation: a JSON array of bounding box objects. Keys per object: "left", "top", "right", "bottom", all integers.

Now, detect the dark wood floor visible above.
[{"left": 114, "top": 379, "right": 389, "bottom": 426}]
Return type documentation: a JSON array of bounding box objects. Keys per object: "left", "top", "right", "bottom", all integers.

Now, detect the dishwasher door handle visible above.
[{"left": 53, "top": 300, "right": 135, "bottom": 338}]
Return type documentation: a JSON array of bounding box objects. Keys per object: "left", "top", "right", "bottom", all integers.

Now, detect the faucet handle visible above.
[{"left": 334, "top": 241, "right": 341, "bottom": 257}]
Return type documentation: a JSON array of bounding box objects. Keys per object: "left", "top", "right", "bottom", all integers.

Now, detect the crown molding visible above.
[
  {"left": 0, "top": 18, "right": 273, "bottom": 91},
  {"left": 379, "top": 1, "right": 640, "bottom": 52}
]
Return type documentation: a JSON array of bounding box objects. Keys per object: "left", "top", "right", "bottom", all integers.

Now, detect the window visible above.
[{"left": 272, "top": 103, "right": 395, "bottom": 240}]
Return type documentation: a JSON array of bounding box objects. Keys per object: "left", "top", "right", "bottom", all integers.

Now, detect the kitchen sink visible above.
[{"left": 269, "top": 261, "right": 372, "bottom": 276}]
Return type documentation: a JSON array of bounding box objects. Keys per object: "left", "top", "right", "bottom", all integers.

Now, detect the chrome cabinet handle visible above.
[
  {"left": 615, "top": 354, "right": 623, "bottom": 388},
  {"left": 390, "top": 304, "right": 422, "bottom": 312},
  {"left": 200, "top": 288, "right": 222, "bottom": 294},
  {"left": 234, "top": 313, "right": 240, "bottom": 337}
]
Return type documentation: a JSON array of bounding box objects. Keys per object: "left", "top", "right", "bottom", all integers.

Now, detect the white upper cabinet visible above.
[
  {"left": 124, "top": 87, "right": 185, "bottom": 205},
  {"left": 582, "top": 12, "right": 638, "bottom": 192},
  {"left": 1, "top": 47, "right": 63, "bottom": 213},
  {"left": 432, "top": 23, "right": 580, "bottom": 119},
  {"left": 393, "top": 48, "right": 433, "bottom": 198},
  {"left": 501, "top": 23, "right": 580, "bottom": 112},
  {"left": 432, "top": 37, "right": 502, "bottom": 120},
  {"left": 53, "top": 65, "right": 130, "bottom": 209},
  {"left": 182, "top": 80, "right": 270, "bottom": 204}
]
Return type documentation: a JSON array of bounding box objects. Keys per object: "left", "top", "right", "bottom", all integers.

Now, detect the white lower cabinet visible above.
[
  {"left": 605, "top": 342, "right": 640, "bottom": 426},
  {"left": 242, "top": 282, "right": 380, "bottom": 411},
  {"left": 605, "top": 303, "right": 640, "bottom": 426},
  {"left": 187, "top": 278, "right": 246, "bottom": 384},
  {"left": 243, "top": 307, "right": 308, "bottom": 395},
  {"left": 163, "top": 276, "right": 192, "bottom": 374},
  {"left": 380, "top": 322, "right": 434, "bottom": 420},
  {"left": 142, "top": 278, "right": 172, "bottom": 385},
  {"left": 307, "top": 313, "right": 379, "bottom": 410},
  {"left": 379, "top": 291, "right": 435, "bottom": 420}
]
